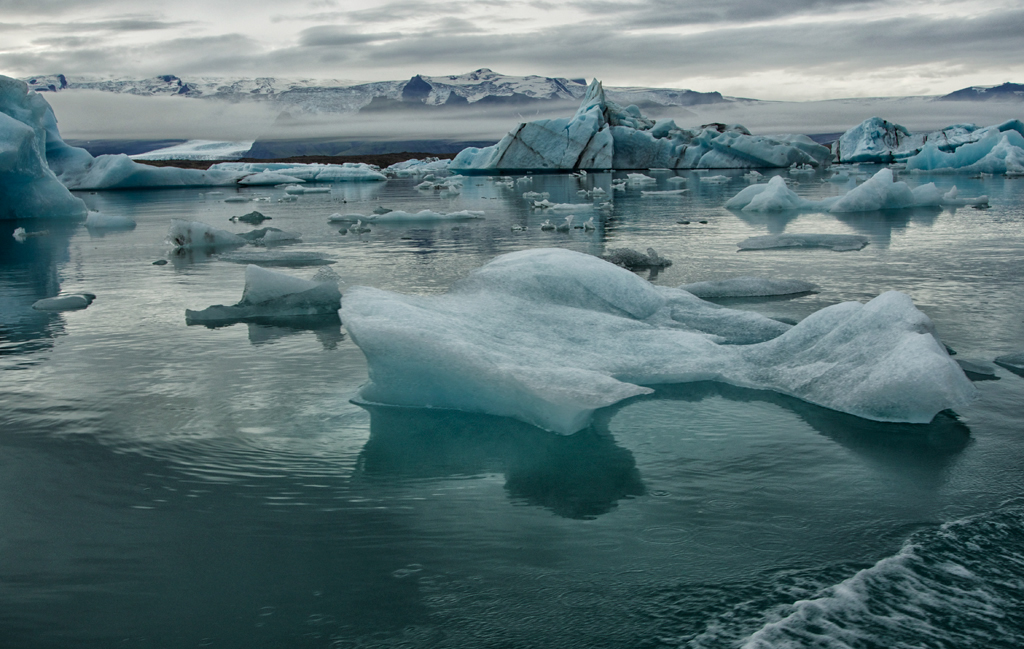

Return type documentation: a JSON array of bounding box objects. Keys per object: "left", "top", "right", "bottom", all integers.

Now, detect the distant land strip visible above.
[{"left": 134, "top": 152, "right": 458, "bottom": 170}]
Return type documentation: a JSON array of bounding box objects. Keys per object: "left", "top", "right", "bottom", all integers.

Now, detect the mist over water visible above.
[{"left": 1, "top": 169, "right": 1023, "bottom": 647}]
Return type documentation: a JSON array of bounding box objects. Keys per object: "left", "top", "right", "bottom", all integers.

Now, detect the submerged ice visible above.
[
  {"left": 450, "top": 80, "right": 830, "bottom": 171},
  {"left": 342, "top": 248, "right": 974, "bottom": 434}
]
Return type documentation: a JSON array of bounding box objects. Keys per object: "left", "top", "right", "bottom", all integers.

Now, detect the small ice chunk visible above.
[
  {"left": 169, "top": 219, "right": 245, "bottom": 250},
  {"left": 954, "top": 358, "right": 998, "bottom": 380},
  {"left": 237, "top": 227, "right": 301, "bottom": 243},
  {"left": 185, "top": 265, "right": 341, "bottom": 324},
  {"left": 32, "top": 293, "right": 96, "bottom": 311},
  {"left": 85, "top": 212, "right": 136, "bottom": 229},
  {"left": 602, "top": 247, "right": 672, "bottom": 269},
  {"left": 724, "top": 176, "right": 807, "bottom": 211},
  {"left": 627, "top": 173, "right": 657, "bottom": 184},
  {"left": 229, "top": 211, "right": 271, "bottom": 224},
  {"left": 224, "top": 196, "right": 252, "bottom": 203},
  {"left": 699, "top": 175, "right": 729, "bottom": 184},
  {"left": 680, "top": 277, "right": 819, "bottom": 298},
  {"left": 238, "top": 171, "right": 305, "bottom": 186},
  {"left": 994, "top": 352, "right": 1024, "bottom": 377},
  {"left": 738, "top": 233, "right": 869, "bottom": 252}
]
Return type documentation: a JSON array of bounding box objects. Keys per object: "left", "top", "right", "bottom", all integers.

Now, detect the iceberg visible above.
[
  {"left": 385, "top": 158, "right": 451, "bottom": 176},
  {"left": 602, "top": 247, "right": 673, "bottom": 270},
  {"left": 168, "top": 219, "right": 245, "bottom": 250},
  {"left": 342, "top": 248, "right": 974, "bottom": 434},
  {"left": 32, "top": 293, "right": 96, "bottom": 311},
  {"left": 236, "top": 226, "right": 301, "bottom": 244},
  {"left": 836, "top": 116, "right": 1024, "bottom": 165},
  {"left": 679, "top": 277, "right": 818, "bottom": 298},
  {"left": 905, "top": 130, "right": 1024, "bottom": 174},
  {"left": 450, "top": 80, "right": 830, "bottom": 171},
  {"left": 0, "top": 77, "right": 88, "bottom": 220},
  {"left": 737, "top": 233, "right": 869, "bottom": 252},
  {"left": 185, "top": 265, "right": 341, "bottom": 324},
  {"left": 994, "top": 352, "right": 1024, "bottom": 377},
  {"left": 237, "top": 171, "right": 305, "bottom": 186},
  {"left": 724, "top": 170, "right": 985, "bottom": 213},
  {"left": 210, "top": 162, "right": 387, "bottom": 183}
]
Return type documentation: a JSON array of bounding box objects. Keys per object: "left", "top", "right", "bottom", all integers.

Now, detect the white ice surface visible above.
[
  {"left": 130, "top": 140, "right": 254, "bottom": 161},
  {"left": 237, "top": 171, "right": 305, "bottom": 186},
  {"left": 679, "top": 277, "right": 819, "bottom": 298},
  {"left": 342, "top": 248, "right": 973, "bottom": 434},
  {"left": 32, "top": 293, "right": 95, "bottom": 311},
  {"left": 168, "top": 219, "right": 245, "bottom": 250},
  {"left": 211, "top": 162, "right": 386, "bottom": 182},
  {"left": 362, "top": 209, "right": 485, "bottom": 223}
]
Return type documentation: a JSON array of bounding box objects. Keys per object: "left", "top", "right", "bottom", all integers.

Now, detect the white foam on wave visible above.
[{"left": 735, "top": 506, "right": 1024, "bottom": 649}]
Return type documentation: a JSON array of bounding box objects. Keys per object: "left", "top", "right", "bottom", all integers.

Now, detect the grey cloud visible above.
[
  {"left": 298, "top": 26, "right": 404, "bottom": 47},
  {"left": 569, "top": 0, "right": 888, "bottom": 27}
]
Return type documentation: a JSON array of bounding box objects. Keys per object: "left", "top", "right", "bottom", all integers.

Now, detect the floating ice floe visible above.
[
  {"left": 185, "top": 265, "right": 341, "bottom": 324},
  {"left": 0, "top": 77, "right": 88, "bottom": 219},
  {"left": 699, "top": 175, "right": 730, "bottom": 184},
  {"left": 237, "top": 171, "right": 305, "bottom": 186},
  {"left": 725, "top": 170, "right": 987, "bottom": 213},
  {"left": 217, "top": 251, "right": 336, "bottom": 267},
  {"left": 679, "top": 277, "right": 819, "bottom": 298},
  {"left": 237, "top": 227, "right": 301, "bottom": 244},
  {"left": 602, "top": 247, "right": 672, "bottom": 269},
  {"left": 283, "top": 185, "right": 331, "bottom": 195},
  {"left": 129, "top": 139, "right": 254, "bottom": 161},
  {"left": 169, "top": 219, "right": 245, "bottom": 250},
  {"left": 738, "top": 233, "right": 870, "bottom": 252},
  {"left": 84, "top": 211, "right": 136, "bottom": 229},
  {"left": 955, "top": 358, "right": 998, "bottom": 380},
  {"left": 450, "top": 80, "right": 830, "bottom": 171},
  {"left": 835, "top": 116, "right": 1024, "bottom": 165},
  {"left": 384, "top": 158, "right": 451, "bottom": 177},
  {"left": 341, "top": 248, "right": 975, "bottom": 434},
  {"left": 32, "top": 293, "right": 95, "bottom": 311},
  {"left": 210, "top": 162, "right": 386, "bottom": 183},
  {"left": 229, "top": 211, "right": 270, "bottom": 224}
]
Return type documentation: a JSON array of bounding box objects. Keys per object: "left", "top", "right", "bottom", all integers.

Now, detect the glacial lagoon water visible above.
[{"left": 1, "top": 169, "right": 1023, "bottom": 648}]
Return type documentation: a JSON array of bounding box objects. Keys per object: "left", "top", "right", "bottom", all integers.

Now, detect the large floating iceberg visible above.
[
  {"left": 725, "top": 170, "right": 985, "bottom": 213},
  {"left": 450, "top": 80, "right": 830, "bottom": 171},
  {"left": 0, "top": 77, "right": 87, "bottom": 219},
  {"left": 342, "top": 248, "right": 973, "bottom": 434},
  {"left": 186, "top": 265, "right": 341, "bottom": 324},
  {"left": 835, "top": 116, "right": 1024, "bottom": 170}
]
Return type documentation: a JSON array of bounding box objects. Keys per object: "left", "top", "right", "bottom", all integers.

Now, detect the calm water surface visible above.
[{"left": 1, "top": 169, "right": 1023, "bottom": 648}]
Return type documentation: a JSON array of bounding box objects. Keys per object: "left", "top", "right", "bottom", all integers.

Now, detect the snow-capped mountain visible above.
[
  {"left": 21, "top": 68, "right": 727, "bottom": 114},
  {"left": 940, "top": 82, "right": 1024, "bottom": 101}
]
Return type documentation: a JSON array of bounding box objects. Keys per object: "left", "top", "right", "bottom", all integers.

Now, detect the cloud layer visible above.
[{"left": 1, "top": 0, "right": 1023, "bottom": 100}]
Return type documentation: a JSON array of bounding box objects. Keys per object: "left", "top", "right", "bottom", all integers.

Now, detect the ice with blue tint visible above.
[
  {"left": 185, "top": 265, "right": 341, "bottom": 324},
  {"left": 725, "top": 170, "right": 983, "bottom": 213},
  {"left": 210, "top": 162, "right": 387, "bottom": 183},
  {"left": 836, "top": 116, "right": 1024, "bottom": 166},
  {"left": 1, "top": 74, "right": 246, "bottom": 192},
  {"left": 679, "top": 277, "right": 819, "bottom": 298},
  {"left": 0, "top": 77, "right": 87, "bottom": 219},
  {"left": 342, "top": 248, "right": 973, "bottom": 434},
  {"left": 906, "top": 130, "right": 1024, "bottom": 174},
  {"left": 384, "top": 158, "right": 452, "bottom": 176},
  {"left": 450, "top": 80, "right": 830, "bottom": 171},
  {"left": 237, "top": 171, "right": 305, "bottom": 186},
  {"left": 32, "top": 293, "right": 96, "bottom": 311}
]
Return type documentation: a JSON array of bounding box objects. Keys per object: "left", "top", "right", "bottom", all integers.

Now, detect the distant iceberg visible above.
[
  {"left": 342, "top": 248, "right": 974, "bottom": 434},
  {"left": 0, "top": 76, "right": 88, "bottom": 219},
  {"left": 450, "top": 80, "right": 831, "bottom": 171},
  {"left": 210, "top": 162, "right": 387, "bottom": 183},
  {"left": 835, "top": 116, "right": 1024, "bottom": 171},
  {"left": 130, "top": 140, "right": 254, "bottom": 161}
]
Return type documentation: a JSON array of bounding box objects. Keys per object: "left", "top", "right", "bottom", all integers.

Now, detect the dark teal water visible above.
[{"left": 1, "top": 169, "right": 1022, "bottom": 648}]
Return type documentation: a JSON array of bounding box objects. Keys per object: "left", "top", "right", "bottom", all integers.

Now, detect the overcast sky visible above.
[{"left": 1, "top": 0, "right": 1022, "bottom": 101}]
